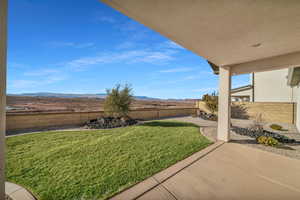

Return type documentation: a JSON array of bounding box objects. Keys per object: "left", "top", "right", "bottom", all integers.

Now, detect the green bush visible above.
[
  {"left": 256, "top": 136, "right": 279, "bottom": 146},
  {"left": 104, "top": 84, "right": 134, "bottom": 118},
  {"left": 270, "top": 124, "right": 287, "bottom": 131}
]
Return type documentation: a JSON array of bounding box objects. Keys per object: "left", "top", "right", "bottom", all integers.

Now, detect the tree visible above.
[
  {"left": 104, "top": 84, "right": 134, "bottom": 118},
  {"left": 202, "top": 91, "right": 218, "bottom": 114}
]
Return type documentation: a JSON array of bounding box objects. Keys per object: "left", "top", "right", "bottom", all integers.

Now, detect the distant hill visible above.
[{"left": 8, "top": 92, "right": 161, "bottom": 101}]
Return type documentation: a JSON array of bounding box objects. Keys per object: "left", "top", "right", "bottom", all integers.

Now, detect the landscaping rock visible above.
[
  {"left": 232, "top": 126, "right": 296, "bottom": 143},
  {"left": 198, "top": 110, "right": 217, "bottom": 121},
  {"left": 85, "top": 117, "right": 138, "bottom": 129}
]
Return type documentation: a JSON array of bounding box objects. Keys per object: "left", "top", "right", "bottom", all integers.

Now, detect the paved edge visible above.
[
  {"left": 5, "top": 182, "right": 36, "bottom": 200},
  {"left": 200, "top": 127, "right": 217, "bottom": 142},
  {"left": 110, "top": 141, "right": 224, "bottom": 200}
]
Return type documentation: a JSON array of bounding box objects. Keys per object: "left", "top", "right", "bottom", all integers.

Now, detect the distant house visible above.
[
  {"left": 231, "top": 84, "right": 253, "bottom": 102},
  {"left": 211, "top": 66, "right": 300, "bottom": 103}
]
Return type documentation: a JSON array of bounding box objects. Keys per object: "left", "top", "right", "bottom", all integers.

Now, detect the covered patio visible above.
[
  {"left": 101, "top": 0, "right": 300, "bottom": 199},
  {"left": 100, "top": 0, "right": 300, "bottom": 143},
  {"left": 111, "top": 142, "right": 300, "bottom": 200},
  {"left": 1, "top": 0, "right": 300, "bottom": 199}
]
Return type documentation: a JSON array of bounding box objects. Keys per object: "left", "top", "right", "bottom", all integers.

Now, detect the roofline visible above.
[{"left": 231, "top": 85, "right": 253, "bottom": 94}]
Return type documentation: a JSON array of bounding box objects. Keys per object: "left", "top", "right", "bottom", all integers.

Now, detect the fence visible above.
[
  {"left": 6, "top": 108, "right": 197, "bottom": 132},
  {"left": 196, "top": 101, "right": 296, "bottom": 124}
]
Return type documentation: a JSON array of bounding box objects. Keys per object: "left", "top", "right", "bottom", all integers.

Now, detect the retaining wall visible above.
[
  {"left": 6, "top": 108, "right": 197, "bottom": 131},
  {"left": 196, "top": 101, "right": 296, "bottom": 124}
]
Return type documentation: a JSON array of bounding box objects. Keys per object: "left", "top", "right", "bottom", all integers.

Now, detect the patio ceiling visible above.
[{"left": 101, "top": 0, "right": 300, "bottom": 74}]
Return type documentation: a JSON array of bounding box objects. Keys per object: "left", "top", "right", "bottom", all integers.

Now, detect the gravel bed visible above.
[{"left": 231, "top": 126, "right": 296, "bottom": 143}]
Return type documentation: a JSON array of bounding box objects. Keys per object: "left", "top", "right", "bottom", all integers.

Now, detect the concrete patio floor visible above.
[{"left": 111, "top": 142, "right": 300, "bottom": 200}]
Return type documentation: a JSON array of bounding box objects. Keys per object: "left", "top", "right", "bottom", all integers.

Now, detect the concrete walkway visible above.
[
  {"left": 111, "top": 142, "right": 300, "bottom": 200},
  {"left": 5, "top": 182, "right": 35, "bottom": 200}
]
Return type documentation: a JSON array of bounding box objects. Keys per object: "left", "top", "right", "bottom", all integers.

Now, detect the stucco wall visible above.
[
  {"left": 6, "top": 108, "right": 197, "bottom": 132},
  {"left": 254, "top": 69, "right": 297, "bottom": 102},
  {"left": 231, "top": 89, "right": 252, "bottom": 102},
  {"left": 196, "top": 101, "right": 295, "bottom": 124}
]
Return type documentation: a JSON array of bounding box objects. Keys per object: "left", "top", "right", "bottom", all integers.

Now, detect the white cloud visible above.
[
  {"left": 159, "top": 67, "right": 194, "bottom": 73},
  {"left": 131, "top": 51, "right": 174, "bottom": 64},
  {"left": 115, "top": 19, "right": 154, "bottom": 46},
  {"left": 47, "top": 41, "right": 95, "bottom": 48},
  {"left": 24, "top": 69, "right": 60, "bottom": 76},
  {"left": 162, "top": 41, "right": 184, "bottom": 50},
  {"left": 44, "top": 75, "right": 67, "bottom": 83},
  {"left": 10, "top": 77, "right": 67, "bottom": 90},
  {"left": 10, "top": 72, "right": 68, "bottom": 90},
  {"left": 183, "top": 75, "right": 200, "bottom": 80},
  {"left": 65, "top": 50, "right": 176, "bottom": 70},
  {"left": 119, "top": 20, "right": 142, "bottom": 32},
  {"left": 192, "top": 87, "right": 217, "bottom": 93},
  {"left": 10, "top": 80, "right": 40, "bottom": 89},
  {"left": 116, "top": 41, "right": 136, "bottom": 49},
  {"left": 183, "top": 71, "right": 213, "bottom": 80},
  {"left": 75, "top": 43, "right": 95, "bottom": 48},
  {"left": 97, "top": 16, "right": 116, "bottom": 23},
  {"left": 8, "top": 62, "right": 27, "bottom": 69}
]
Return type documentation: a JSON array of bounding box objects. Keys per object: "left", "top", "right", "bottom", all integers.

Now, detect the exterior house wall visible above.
[
  {"left": 254, "top": 69, "right": 296, "bottom": 102},
  {"left": 230, "top": 69, "right": 300, "bottom": 129},
  {"left": 232, "top": 89, "right": 252, "bottom": 97},
  {"left": 231, "top": 89, "right": 252, "bottom": 102}
]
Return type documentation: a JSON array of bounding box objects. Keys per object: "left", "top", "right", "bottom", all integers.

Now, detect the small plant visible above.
[
  {"left": 250, "top": 113, "right": 264, "bottom": 132},
  {"left": 202, "top": 92, "right": 218, "bottom": 114},
  {"left": 270, "top": 124, "right": 287, "bottom": 131},
  {"left": 256, "top": 136, "right": 279, "bottom": 146},
  {"left": 104, "top": 84, "right": 134, "bottom": 118}
]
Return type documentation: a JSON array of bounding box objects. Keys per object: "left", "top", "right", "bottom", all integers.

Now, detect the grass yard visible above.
[{"left": 6, "top": 121, "right": 212, "bottom": 200}]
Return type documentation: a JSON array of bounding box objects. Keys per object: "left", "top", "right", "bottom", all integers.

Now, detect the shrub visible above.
[
  {"left": 104, "top": 84, "right": 134, "bottom": 118},
  {"left": 256, "top": 136, "right": 279, "bottom": 146},
  {"left": 270, "top": 124, "right": 287, "bottom": 131},
  {"left": 202, "top": 92, "right": 218, "bottom": 114},
  {"left": 250, "top": 113, "right": 264, "bottom": 132}
]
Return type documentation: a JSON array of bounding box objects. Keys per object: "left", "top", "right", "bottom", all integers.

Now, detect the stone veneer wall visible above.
[
  {"left": 6, "top": 108, "right": 197, "bottom": 132},
  {"left": 196, "top": 101, "right": 296, "bottom": 124}
]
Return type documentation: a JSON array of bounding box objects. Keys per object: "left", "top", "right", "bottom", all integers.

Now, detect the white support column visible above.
[
  {"left": 0, "top": 0, "right": 7, "bottom": 198},
  {"left": 217, "top": 66, "right": 231, "bottom": 142}
]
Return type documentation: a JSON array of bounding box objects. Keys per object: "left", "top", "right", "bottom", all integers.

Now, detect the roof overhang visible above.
[
  {"left": 231, "top": 85, "right": 252, "bottom": 94},
  {"left": 101, "top": 0, "right": 300, "bottom": 74},
  {"left": 208, "top": 61, "right": 219, "bottom": 75}
]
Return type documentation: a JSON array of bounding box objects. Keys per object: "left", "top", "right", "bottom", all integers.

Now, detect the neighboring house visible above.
[
  {"left": 231, "top": 84, "right": 253, "bottom": 102},
  {"left": 211, "top": 66, "right": 300, "bottom": 103},
  {"left": 211, "top": 64, "right": 300, "bottom": 130}
]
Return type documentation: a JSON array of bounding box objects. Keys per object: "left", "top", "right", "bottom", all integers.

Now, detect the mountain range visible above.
[{"left": 8, "top": 92, "right": 161, "bottom": 100}]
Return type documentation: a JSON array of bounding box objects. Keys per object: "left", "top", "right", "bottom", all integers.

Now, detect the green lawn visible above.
[{"left": 6, "top": 121, "right": 212, "bottom": 200}]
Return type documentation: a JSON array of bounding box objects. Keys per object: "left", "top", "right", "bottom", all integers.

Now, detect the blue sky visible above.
[{"left": 7, "top": 0, "right": 250, "bottom": 99}]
